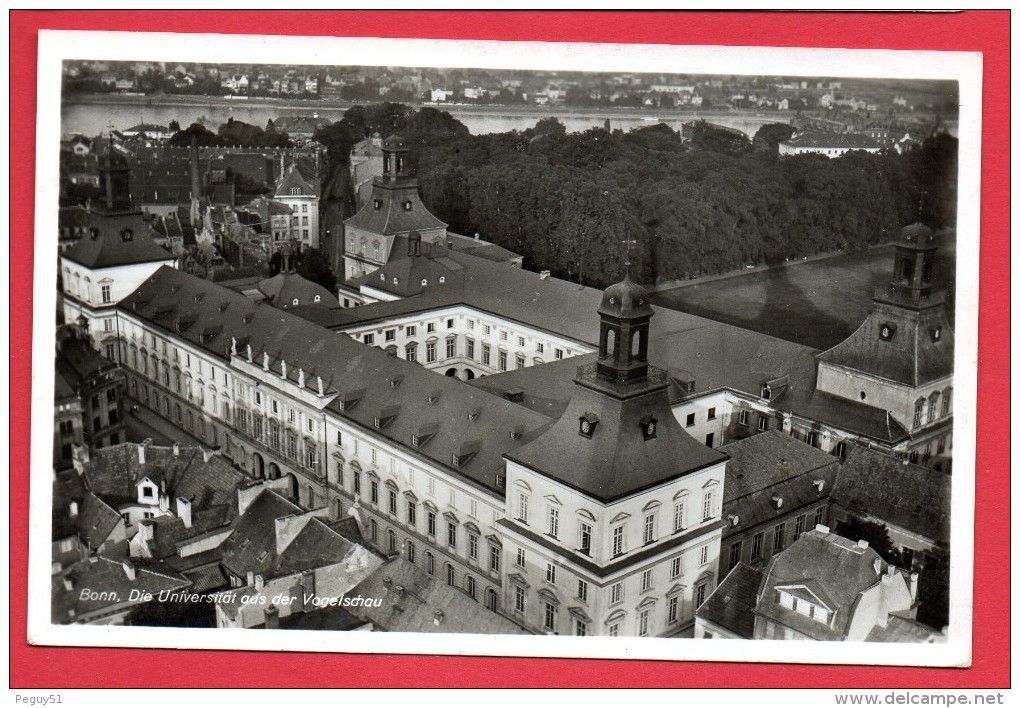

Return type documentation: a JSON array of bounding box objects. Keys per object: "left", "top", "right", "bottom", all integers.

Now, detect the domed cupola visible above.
[
  {"left": 598, "top": 273, "right": 654, "bottom": 320},
  {"left": 596, "top": 273, "right": 654, "bottom": 384},
  {"left": 898, "top": 221, "right": 936, "bottom": 247}
]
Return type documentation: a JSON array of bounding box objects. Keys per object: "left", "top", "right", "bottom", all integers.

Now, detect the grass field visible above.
[{"left": 651, "top": 238, "right": 956, "bottom": 351}]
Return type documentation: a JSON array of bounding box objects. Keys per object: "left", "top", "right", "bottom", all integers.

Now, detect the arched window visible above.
[
  {"left": 927, "top": 392, "right": 941, "bottom": 424},
  {"left": 605, "top": 329, "right": 616, "bottom": 356},
  {"left": 631, "top": 329, "right": 642, "bottom": 358},
  {"left": 446, "top": 563, "right": 456, "bottom": 586},
  {"left": 388, "top": 529, "right": 397, "bottom": 555},
  {"left": 913, "top": 398, "right": 925, "bottom": 428}
]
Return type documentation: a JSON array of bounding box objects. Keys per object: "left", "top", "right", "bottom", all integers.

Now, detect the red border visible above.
[{"left": 10, "top": 10, "right": 1009, "bottom": 688}]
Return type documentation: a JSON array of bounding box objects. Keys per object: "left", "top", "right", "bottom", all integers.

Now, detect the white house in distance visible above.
[
  {"left": 60, "top": 144, "right": 177, "bottom": 358},
  {"left": 778, "top": 131, "right": 882, "bottom": 158}
]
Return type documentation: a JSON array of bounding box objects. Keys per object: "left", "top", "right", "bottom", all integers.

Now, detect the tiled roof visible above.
[
  {"left": 344, "top": 181, "right": 446, "bottom": 236},
  {"left": 781, "top": 131, "right": 881, "bottom": 150},
  {"left": 720, "top": 431, "right": 839, "bottom": 530},
  {"left": 754, "top": 529, "right": 890, "bottom": 641},
  {"left": 119, "top": 267, "right": 555, "bottom": 496},
  {"left": 52, "top": 557, "right": 190, "bottom": 623},
  {"left": 218, "top": 489, "right": 302, "bottom": 580},
  {"left": 509, "top": 367, "right": 726, "bottom": 503},
  {"left": 55, "top": 329, "right": 120, "bottom": 391},
  {"left": 80, "top": 443, "right": 248, "bottom": 512},
  {"left": 695, "top": 562, "right": 763, "bottom": 638},
  {"left": 274, "top": 605, "right": 366, "bottom": 631},
  {"left": 830, "top": 446, "right": 950, "bottom": 545},
  {"left": 817, "top": 305, "right": 955, "bottom": 387},
  {"left": 348, "top": 557, "right": 529, "bottom": 634},
  {"left": 866, "top": 614, "right": 944, "bottom": 643},
  {"left": 257, "top": 272, "right": 336, "bottom": 308},
  {"left": 61, "top": 211, "right": 175, "bottom": 269},
  {"left": 274, "top": 164, "right": 318, "bottom": 198}
]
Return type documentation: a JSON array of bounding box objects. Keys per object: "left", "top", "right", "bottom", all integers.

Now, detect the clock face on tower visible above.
[{"left": 640, "top": 415, "right": 657, "bottom": 440}]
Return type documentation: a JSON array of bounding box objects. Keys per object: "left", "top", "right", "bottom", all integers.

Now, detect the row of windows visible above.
[
  {"left": 913, "top": 388, "right": 953, "bottom": 429},
  {"left": 360, "top": 517, "right": 500, "bottom": 608},
  {"left": 513, "top": 583, "right": 708, "bottom": 636},
  {"left": 333, "top": 459, "right": 502, "bottom": 575},
  {"left": 731, "top": 507, "right": 826, "bottom": 572},
  {"left": 515, "top": 488, "right": 716, "bottom": 558}
]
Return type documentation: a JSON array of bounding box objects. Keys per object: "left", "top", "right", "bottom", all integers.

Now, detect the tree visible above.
[
  {"left": 834, "top": 516, "right": 904, "bottom": 567},
  {"left": 168, "top": 119, "right": 181, "bottom": 133},
  {"left": 295, "top": 248, "right": 337, "bottom": 292},
  {"left": 168, "top": 122, "right": 222, "bottom": 147},
  {"left": 752, "top": 122, "right": 795, "bottom": 151},
  {"left": 528, "top": 117, "right": 567, "bottom": 138}
]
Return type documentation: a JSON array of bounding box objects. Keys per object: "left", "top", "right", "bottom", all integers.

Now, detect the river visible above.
[{"left": 61, "top": 94, "right": 799, "bottom": 139}]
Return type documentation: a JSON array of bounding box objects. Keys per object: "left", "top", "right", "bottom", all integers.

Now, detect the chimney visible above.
[
  {"left": 264, "top": 604, "right": 279, "bottom": 629},
  {"left": 137, "top": 439, "right": 152, "bottom": 465},
  {"left": 69, "top": 501, "right": 79, "bottom": 518},
  {"left": 63, "top": 577, "right": 74, "bottom": 591},
  {"left": 172, "top": 442, "right": 180, "bottom": 456},
  {"left": 539, "top": 270, "right": 551, "bottom": 280},
  {"left": 254, "top": 574, "right": 264, "bottom": 592},
  {"left": 72, "top": 444, "right": 90, "bottom": 474},
  {"left": 176, "top": 497, "right": 193, "bottom": 529},
  {"left": 246, "top": 571, "right": 255, "bottom": 587},
  {"left": 909, "top": 572, "right": 920, "bottom": 601},
  {"left": 858, "top": 539, "right": 870, "bottom": 550},
  {"left": 474, "top": 233, "right": 480, "bottom": 241},
  {"left": 122, "top": 560, "right": 136, "bottom": 581},
  {"left": 815, "top": 524, "right": 830, "bottom": 534}
]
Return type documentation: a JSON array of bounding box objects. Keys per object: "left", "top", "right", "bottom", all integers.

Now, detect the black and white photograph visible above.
[{"left": 29, "top": 30, "right": 981, "bottom": 666}]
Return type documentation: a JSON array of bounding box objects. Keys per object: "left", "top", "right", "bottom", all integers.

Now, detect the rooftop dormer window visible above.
[
  {"left": 761, "top": 384, "right": 772, "bottom": 401},
  {"left": 373, "top": 200, "right": 382, "bottom": 210},
  {"left": 930, "top": 325, "right": 942, "bottom": 342},
  {"left": 120, "top": 228, "right": 133, "bottom": 241},
  {"left": 290, "top": 187, "right": 301, "bottom": 196},
  {"left": 403, "top": 201, "right": 413, "bottom": 211},
  {"left": 880, "top": 323, "right": 897, "bottom": 341},
  {"left": 578, "top": 412, "right": 599, "bottom": 438}
]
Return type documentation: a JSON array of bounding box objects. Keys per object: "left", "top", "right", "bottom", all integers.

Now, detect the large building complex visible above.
[{"left": 51, "top": 131, "right": 955, "bottom": 639}]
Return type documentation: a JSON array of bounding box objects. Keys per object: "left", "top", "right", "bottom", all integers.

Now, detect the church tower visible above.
[
  {"left": 96, "top": 140, "right": 138, "bottom": 215},
  {"left": 499, "top": 276, "right": 728, "bottom": 637},
  {"left": 816, "top": 222, "right": 954, "bottom": 468},
  {"left": 342, "top": 134, "right": 447, "bottom": 281}
]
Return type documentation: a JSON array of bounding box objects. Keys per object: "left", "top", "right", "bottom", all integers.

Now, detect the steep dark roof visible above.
[
  {"left": 817, "top": 303, "right": 955, "bottom": 387},
  {"left": 119, "top": 267, "right": 554, "bottom": 495},
  {"left": 720, "top": 431, "right": 840, "bottom": 529},
  {"left": 274, "top": 164, "right": 318, "bottom": 198},
  {"left": 62, "top": 211, "right": 175, "bottom": 269},
  {"left": 257, "top": 271, "right": 336, "bottom": 308},
  {"left": 695, "top": 562, "right": 763, "bottom": 638},
  {"left": 754, "top": 529, "right": 891, "bottom": 641},
  {"left": 344, "top": 181, "right": 446, "bottom": 236},
  {"left": 52, "top": 557, "right": 190, "bottom": 623},
  {"left": 79, "top": 443, "right": 247, "bottom": 512},
  {"left": 509, "top": 366, "right": 726, "bottom": 503},
  {"left": 830, "top": 446, "right": 950, "bottom": 545},
  {"left": 56, "top": 329, "right": 120, "bottom": 389},
  {"left": 218, "top": 490, "right": 302, "bottom": 580},
  {"left": 865, "top": 614, "right": 944, "bottom": 643}
]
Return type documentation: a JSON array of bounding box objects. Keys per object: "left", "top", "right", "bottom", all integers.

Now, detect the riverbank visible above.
[{"left": 63, "top": 92, "right": 792, "bottom": 136}]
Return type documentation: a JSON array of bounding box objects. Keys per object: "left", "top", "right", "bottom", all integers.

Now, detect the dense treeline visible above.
[{"left": 314, "top": 104, "right": 957, "bottom": 288}]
